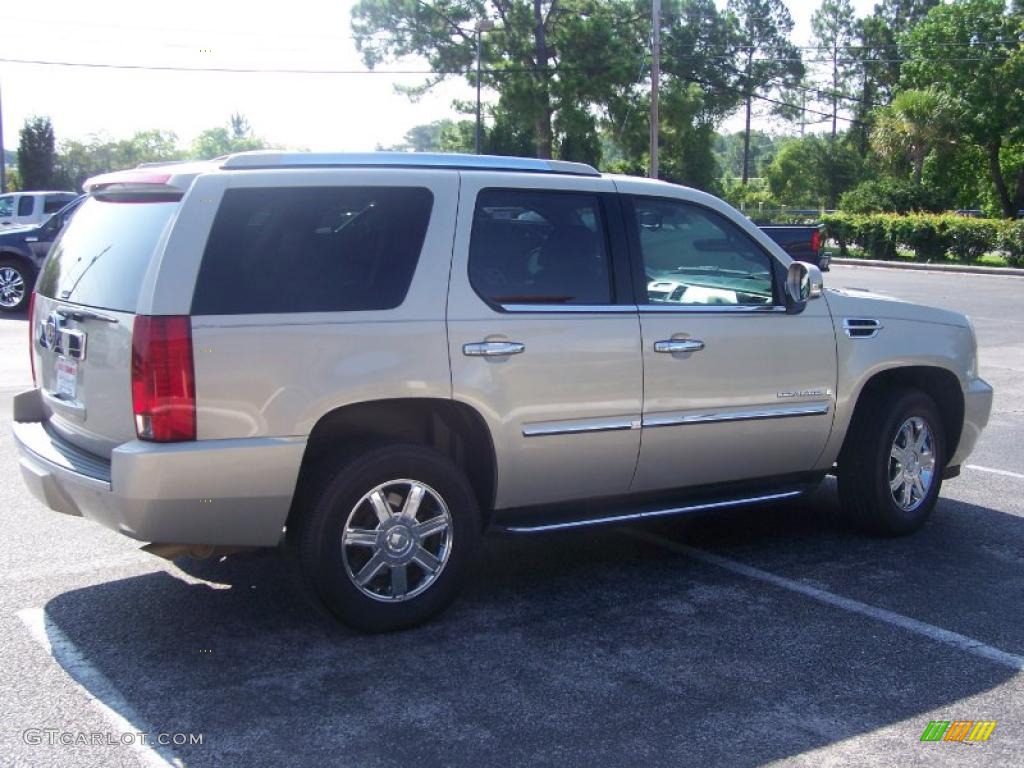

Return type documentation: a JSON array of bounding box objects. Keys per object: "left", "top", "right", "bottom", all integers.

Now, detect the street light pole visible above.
[
  {"left": 650, "top": 0, "right": 661, "bottom": 179},
  {"left": 475, "top": 20, "right": 495, "bottom": 155}
]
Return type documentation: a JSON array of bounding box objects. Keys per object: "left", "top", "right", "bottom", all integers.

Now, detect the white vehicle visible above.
[{"left": 0, "top": 191, "right": 77, "bottom": 228}]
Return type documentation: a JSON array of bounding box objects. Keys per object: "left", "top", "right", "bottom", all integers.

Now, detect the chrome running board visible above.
[{"left": 496, "top": 490, "right": 803, "bottom": 534}]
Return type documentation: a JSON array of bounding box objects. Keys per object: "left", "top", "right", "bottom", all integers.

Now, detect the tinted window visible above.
[
  {"left": 44, "top": 195, "right": 73, "bottom": 214},
  {"left": 192, "top": 187, "right": 433, "bottom": 315},
  {"left": 632, "top": 198, "right": 775, "bottom": 307},
  {"left": 469, "top": 189, "right": 612, "bottom": 306},
  {"left": 17, "top": 196, "right": 33, "bottom": 216},
  {"left": 0, "top": 195, "right": 13, "bottom": 218},
  {"left": 36, "top": 197, "right": 180, "bottom": 311}
]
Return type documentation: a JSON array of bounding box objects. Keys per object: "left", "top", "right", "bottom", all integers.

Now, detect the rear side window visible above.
[
  {"left": 192, "top": 186, "right": 433, "bottom": 315},
  {"left": 18, "top": 196, "right": 33, "bottom": 216},
  {"left": 36, "top": 197, "right": 180, "bottom": 311},
  {"left": 44, "top": 195, "right": 73, "bottom": 214},
  {"left": 469, "top": 188, "right": 613, "bottom": 306}
]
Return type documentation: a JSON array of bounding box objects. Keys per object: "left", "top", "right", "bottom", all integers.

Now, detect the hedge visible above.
[{"left": 822, "top": 213, "right": 1024, "bottom": 268}]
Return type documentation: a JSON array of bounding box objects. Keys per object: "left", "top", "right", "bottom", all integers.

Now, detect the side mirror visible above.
[{"left": 785, "top": 261, "right": 823, "bottom": 314}]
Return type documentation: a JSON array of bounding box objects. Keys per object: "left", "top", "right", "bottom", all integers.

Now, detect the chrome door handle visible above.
[
  {"left": 463, "top": 341, "right": 526, "bottom": 357},
  {"left": 654, "top": 339, "right": 705, "bottom": 354}
]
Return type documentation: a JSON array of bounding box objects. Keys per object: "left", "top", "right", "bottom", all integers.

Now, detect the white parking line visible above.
[
  {"left": 17, "top": 608, "right": 182, "bottom": 768},
  {"left": 967, "top": 464, "right": 1024, "bottom": 481},
  {"left": 630, "top": 532, "right": 1024, "bottom": 672}
]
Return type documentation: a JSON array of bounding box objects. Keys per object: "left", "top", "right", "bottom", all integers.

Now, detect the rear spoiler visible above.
[{"left": 83, "top": 162, "right": 215, "bottom": 195}]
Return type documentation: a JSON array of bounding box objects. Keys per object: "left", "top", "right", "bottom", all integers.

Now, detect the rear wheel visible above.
[
  {"left": 838, "top": 387, "right": 945, "bottom": 536},
  {"left": 0, "top": 259, "right": 33, "bottom": 313},
  {"left": 298, "top": 444, "right": 480, "bottom": 632}
]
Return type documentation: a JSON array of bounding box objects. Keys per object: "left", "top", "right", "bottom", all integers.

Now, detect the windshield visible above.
[
  {"left": 0, "top": 195, "right": 14, "bottom": 218},
  {"left": 35, "top": 196, "right": 180, "bottom": 311}
]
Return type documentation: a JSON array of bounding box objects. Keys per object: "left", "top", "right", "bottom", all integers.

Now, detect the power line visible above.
[{"left": 0, "top": 57, "right": 560, "bottom": 76}]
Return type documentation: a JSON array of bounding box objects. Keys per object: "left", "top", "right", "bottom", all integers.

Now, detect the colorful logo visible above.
[{"left": 920, "top": 721, "right": 997, "bottom": 742}]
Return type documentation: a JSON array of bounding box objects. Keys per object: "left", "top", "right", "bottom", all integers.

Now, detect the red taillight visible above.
[
  {"left": 131, "top": 315, "right": 195, "bottom": 442},
  {"left": 28, "top": 291, "right": 36, "bottom": 386},
  {"left": 811, "top": 229, "right": 822, "bottom": 253}
]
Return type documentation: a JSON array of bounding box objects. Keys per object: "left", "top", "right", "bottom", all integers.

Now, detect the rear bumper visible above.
[
  {"left": 12, "top": 388, "right": 306, "bottom": 546},
  {"left": 949, "top": 376, "right": 994, "bottom": 467}
]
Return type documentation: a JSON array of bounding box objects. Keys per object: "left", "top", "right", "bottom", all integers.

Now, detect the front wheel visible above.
[
  {"left": 0, "top": 259, "right": 34, "bottom": 313},
  {"left": 298, "top": 445, "right": 480, "bottom": 632},
  {"left": 837, "top": 388, "right": 945, "bottom": 536}
]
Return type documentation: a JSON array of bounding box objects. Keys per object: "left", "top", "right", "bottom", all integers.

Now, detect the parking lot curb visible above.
[{"left": 831, "top": 257, "right": 1024, "bottom": 277}]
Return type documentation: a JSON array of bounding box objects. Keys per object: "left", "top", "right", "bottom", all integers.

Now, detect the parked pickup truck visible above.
[
  {"left": 0, "top": 191, "right": 77, "bottom": 229},
  {"left": 759, "top": 224, "right": 829, "bottom": 271},
  {"left": 12, "top": 153, "right": 992, "bottom": 632}
]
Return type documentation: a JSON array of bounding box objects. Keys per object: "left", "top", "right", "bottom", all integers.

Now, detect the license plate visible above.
[{"left": 55, "top": 358, "right": 77, "bottom": 399}]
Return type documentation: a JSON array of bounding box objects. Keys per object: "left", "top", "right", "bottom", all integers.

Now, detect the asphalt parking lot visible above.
[{"left": 1, "top": 264, "right": 1022, "bottom": 768}]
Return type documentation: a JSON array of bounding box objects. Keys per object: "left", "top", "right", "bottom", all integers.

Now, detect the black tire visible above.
[
  {"left": 298, "top": 444, "right": 480, "bottom": 633},
  {"left": 0, "top": 258, "right": 34, "bottom": 314},
  {"left": 837, "top": 387, "right": 945, "bottom": 536}
]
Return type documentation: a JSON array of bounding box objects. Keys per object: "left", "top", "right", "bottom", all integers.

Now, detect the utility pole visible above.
[
  {"left": 475, "top": 20, "right": 495, "bottom": 155},
  {"left": 0, "top": 81, "right": 6, "bottom": 193},
  {"left": 649, "top": 0, "right": 661, "bottom": 179},
  {"left": 800, "top": 89, "right": 807, "bottom": 138}
]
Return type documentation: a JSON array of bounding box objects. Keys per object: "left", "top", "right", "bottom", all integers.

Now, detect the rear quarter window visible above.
[
  {"left": 44, "top": 195, "right": 74, "bottom": 214},
  {"left": 191, "top": 186, "right": 433, "bottom": 315},
  {"left": 35, "top": 197, "right": 180, "bottom": 311}
]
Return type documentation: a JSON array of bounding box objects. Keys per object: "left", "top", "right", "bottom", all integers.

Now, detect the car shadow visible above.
[
  {"left": 40, "top": 484, "right": 1022, "bottom": 767},
  {"left": 0, "top": 306, "right": 28, "bottom": 322}
]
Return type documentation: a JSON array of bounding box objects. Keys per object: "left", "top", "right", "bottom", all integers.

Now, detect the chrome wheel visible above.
[
  {"left": 341, "top": 479, "right": 453, "bottom": 603},
  {"left": 0, "top": 266, "right": 26, "bottom": 309},
  {"left": 888, "top": 416, "right": 936, "bottom": 512}
]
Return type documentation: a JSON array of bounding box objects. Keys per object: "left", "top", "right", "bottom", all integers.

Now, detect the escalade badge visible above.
[
  {"left": 44, "top": 312, "right": 61, "bottom": 350},
  {"left": 778, "top": 389, "right": 830, "bottom": 399}
]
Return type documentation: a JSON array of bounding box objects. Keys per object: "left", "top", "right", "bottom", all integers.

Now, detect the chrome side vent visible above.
[{"left": 843, "top": 318, "right": 883, "bottom": 339}]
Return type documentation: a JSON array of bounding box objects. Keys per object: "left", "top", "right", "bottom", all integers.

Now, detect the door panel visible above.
[
  {"left": 633, "top": 307, "right": 836, "bottom": 491},
  {"left": 447, "top": 174, "right": 643, "bottom": 510},
  {"left": 620, "top": 191, "right": 838, "bottom": 493}
]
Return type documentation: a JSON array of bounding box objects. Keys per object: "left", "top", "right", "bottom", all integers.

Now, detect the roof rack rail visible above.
[{"left": 220, "top": 151, "right": 601, "bottom": 177}]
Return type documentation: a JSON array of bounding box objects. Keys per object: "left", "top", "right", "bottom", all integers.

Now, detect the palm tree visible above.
[{"left": 871, "top": 88, "right": 958, "bottom": 186}]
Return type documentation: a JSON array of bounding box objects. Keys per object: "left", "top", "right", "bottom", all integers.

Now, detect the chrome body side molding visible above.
[
  {"left": 522, "top": 416, "right": 641, "bottom": 438},
  {"left": 642, "top": 403, "right": 831, "bottom": 429}
]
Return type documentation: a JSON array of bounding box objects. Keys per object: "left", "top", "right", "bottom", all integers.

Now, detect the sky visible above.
[{"left": 0, "top": 0, "right": 879, "bottom": 156}]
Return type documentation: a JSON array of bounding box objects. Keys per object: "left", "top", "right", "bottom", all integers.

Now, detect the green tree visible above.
[
  {"left": 17, "top": 116, "right": 57, "bottom": 190},
  {"left": 230, "top": 112, "right": 252, "bottom": 140},
  {"left": 871, "top": 87, "right": 958, "bottom": 185},
  {"left": 901, "top": 0, "right": 1024, "bottom": 217},
  {"left": 765, "top": 133, "right": 861, "bottom": 208},
  {"left": 811, "top": 0, "right": 857, "bottom": 138},
  {"left": 603, "top": 0, "right": 742, "bottom": 187},
  {"left": 352, "top": 0, "right": 642, "bottom": 160},
  {"left": 849, "top": 2, "right": 941, "bottom": 154},
  {"left": 726, "top": 0, "right": 804, "bottom": 184},
  {"left": 380, "top": 119, "right": 466, "bottom": 152},
  {"left": 56, "top": 130, "right": 183, "bottom": 191},
  {"left": 190, "top": 115, "right": 268, "bottom": 159},
  {"left": 714, "top": 130, "right": 778, "bottom": 180}
]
